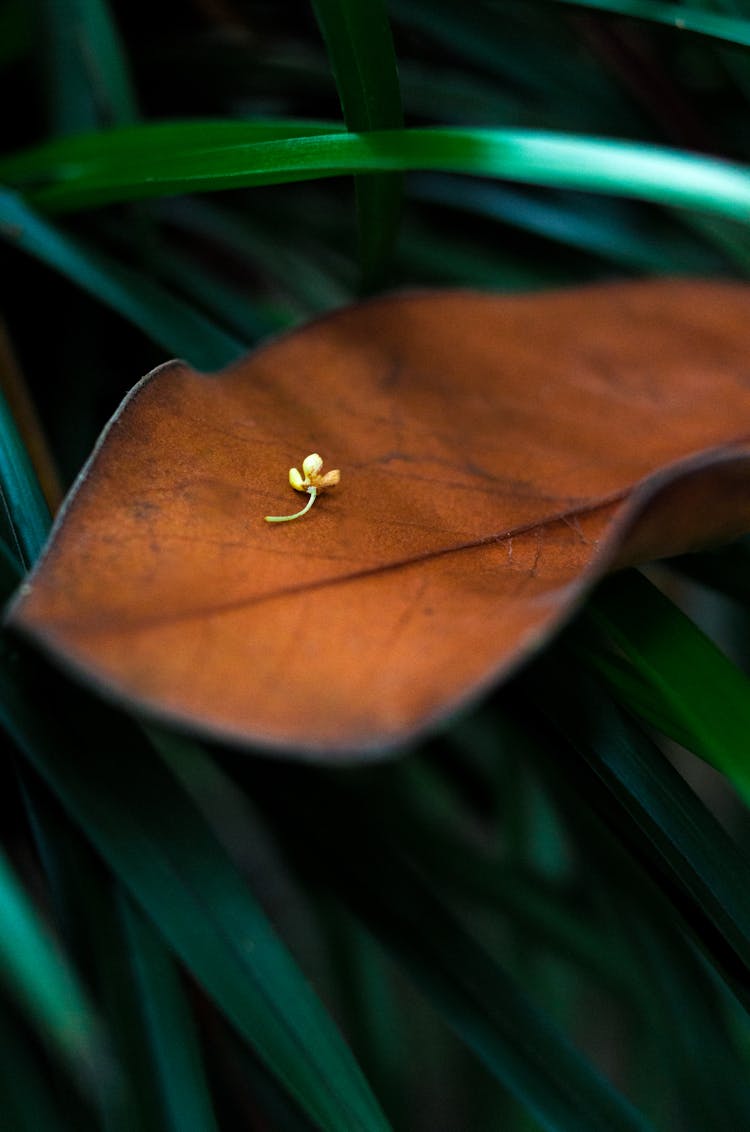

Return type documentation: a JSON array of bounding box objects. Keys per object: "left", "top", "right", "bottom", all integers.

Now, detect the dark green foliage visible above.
[{"left": 3, "top": 2, "right": 750, "bottom": 1128}]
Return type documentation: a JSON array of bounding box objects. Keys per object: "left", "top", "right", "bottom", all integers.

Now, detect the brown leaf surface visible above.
[{"left": 8, "top": 280, "right": 750, "bottom": 757}]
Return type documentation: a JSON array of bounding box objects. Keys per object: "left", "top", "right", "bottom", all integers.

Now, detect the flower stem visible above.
[{"left": 264, "top": 486, "right": 317, "bottom": 523}]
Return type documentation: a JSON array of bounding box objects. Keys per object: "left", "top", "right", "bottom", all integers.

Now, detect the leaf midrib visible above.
[{"left": 36, "top": 490, "right": 628, "bottom": 636}]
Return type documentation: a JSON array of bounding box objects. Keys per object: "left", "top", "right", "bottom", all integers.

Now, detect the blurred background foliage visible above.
[{"left": 3, "top": 1, "right": 750, "bottom": 1129}]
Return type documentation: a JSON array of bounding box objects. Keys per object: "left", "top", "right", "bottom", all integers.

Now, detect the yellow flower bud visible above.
[
  {"left": 265, "top": 453, "right": 340, "bottom": 523},
  {"left": 289, "top": 467, "right": 305, "bottom": 491},
  {"left": 302, "top": 453, "right": 324, "bottom": 479}
]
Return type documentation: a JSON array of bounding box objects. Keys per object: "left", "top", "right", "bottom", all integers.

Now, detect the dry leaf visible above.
[{"left": 8, "top": 280, "right": 750, "bottom": 756}]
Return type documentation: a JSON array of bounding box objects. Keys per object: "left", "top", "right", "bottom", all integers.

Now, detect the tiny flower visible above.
[
  {"left": 265, "top": 453, "right": 340, "bottom": 523},
  {"left": 289, "top": 453, "right": 341, "bottom": 493}
]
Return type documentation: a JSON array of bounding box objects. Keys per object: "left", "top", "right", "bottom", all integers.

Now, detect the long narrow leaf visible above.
[
  {"left": 0, "top": 120, "right": 345, "bottom": 184},
  {"left": 0, "top": 190, "right": 243, "bottom": 369},
  {"left": 0, "top": 539, "right": 22, "bottom": 598},
  {"left": 161, "top": 199, "right": 351, "bottom": 315},
  {"left": 343, "top": 755, "right": 629, "bottom": 992},
  {"left": 0, "top": 1009, "right": 76, "bottom": 1132},
  {"left": 247, "top": 766, "right": 652, "bottom": 1132},
  {"left": 310, "top": 3, "right": 402, "bottom": 132},
  {"left": 528, "top": 661, "right": 750, "bottom": 1012},
  {"left": 0, "top": 843, "right": 101, "bottom": 1082},
  {"left": 0, "top": 383, "right": 50, "bottom": 569},
  {"left": 619, "top": 910, "right": 750, "bottom": 1130},
  {"left": 0, "top": 653, "right": 391, "bottom": 1132},
  {"left": 37, "top": 0, "right": 107, "bottom": 135},
  {"left": 9, "top": 127, "right": 750, "bottom": 225},
  {"left": 557, "top": 785, "right": 750, "bottom": 1132},
  {"left": 311, "top": 0, "right": 403, "bottom": 279},
  {"left": 544, "top": 0, "right": 750, "bottom": 51},
  {"left": 21, "top": 776, "right": 164, "bottom": 1132},
  {"left": 392, "top": 0, "right": 601, "bottom": 105},
  {"left": 582, "top": 570, "right": 750, "bottom": 803},
  {"left": 119, "top": 895, "right": 220, "bottom": 1132},
  {"left": 37, "top": 0, "right": 137, "bottom": 135},
  {"left": 409, "top": 175, "right": 719, "bottom": 273}
]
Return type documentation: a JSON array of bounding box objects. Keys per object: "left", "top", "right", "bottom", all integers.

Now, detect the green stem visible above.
[{"left": 265, "top": 486, "right": 317, "bottom": 523}]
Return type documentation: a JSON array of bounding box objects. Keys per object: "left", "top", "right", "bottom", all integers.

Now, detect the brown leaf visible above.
[{"left": 8, "top": 280, "right": 750, "bottom": 757}]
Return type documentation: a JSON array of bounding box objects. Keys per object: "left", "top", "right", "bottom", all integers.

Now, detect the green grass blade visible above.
[
  {"left": 252, "top": 770, "right": 652, "bottom": 1132},
  {"left": 544, "top": 0, "right": 750, "bottom": 50},
  {"left": 37, "top": 0, "right": 100, "bottom": 135},
  {"left": 621, "top": 911, "right": 750, "bottom": 1131},
  {"left": 147, "top": 244, "right": 280, "bottom": 343},
  {"left": 162, "top": 199, "right": 352, "bottom": 315},
  {"left": 21, "top": 777, "right": 165, "bottom": 1132},
  {"left": 310, "top": 2, "right": 402, "bottom": 132},
  {"left": 0, "top": 843, "right": 101, "bottom": 1082},
  {"left": 581, "top": 570, "right": 750, "bottom": 803},
  {"left": 387, "top": 802, "right": 626, "bottom": 990},
  {"left": 310, "top": 0, "right": 404, "bottom": 280},
  {"left": 0, "top": 120, "right": 345, "bottom": 184},
  {"left": 410, "top": 175, "right": 719, "bottom": 273},
  {"left": 554, "top": 766, "right": 750, "bottom": 1132},
  {"left": 392, "top": 0, "right": 580, "bottom": 101},
  {"left": 0, "top": 657, "right": 391, "bottom": 1132},
  {"left": 0, "top": 190, "right": 243, "bottom": 368},
  {"left": 529, "top": 662, "right": 750, "bottom": 1012},
  {"left": 90, "top": 211, "right": 281, "bottom": 340},
  {"left": 0, "top": 384, "right": 50, "bottom": 570},
  {"left": 118, "top": 895, "right": 220, "bottom": 1132},
  {"left": 37, "top": 0, "right": 137, "bottom": 134},
  {"left": 319, "top": 908, "right": 407, "bottom": 1128},
  {"left": 576, "top": 647, "right": 702, "bottom": 755},
  {"left": 61, "top": 0, "right": 138, "bottom": 126},
  {"left": 10, "top": 126, "right": 750, "bottom": 225},
  {"left": 0, "top": 538, "right": 22, "bottom": 597},
  {"left": 0, "top": 1010, "right": 76, "bottom": 1132},
  {"left": 391, "top": 0, "right": 635, "bottom": 129}
]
